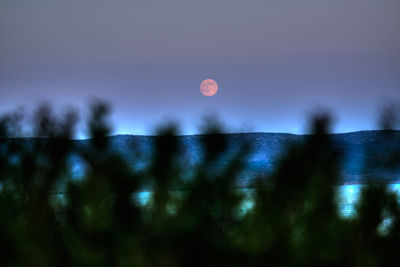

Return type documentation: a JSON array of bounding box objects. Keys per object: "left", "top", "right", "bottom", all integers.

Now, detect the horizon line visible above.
[{"left": 1, "top": 129, "right": 399, "bottom": 141}]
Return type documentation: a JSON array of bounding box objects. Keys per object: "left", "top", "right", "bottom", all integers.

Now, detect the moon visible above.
[{"left": 200, "top": 79, "right": 218, "bottom": 96}]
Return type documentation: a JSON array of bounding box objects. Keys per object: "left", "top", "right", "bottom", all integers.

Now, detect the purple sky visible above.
[{"left": 0, "top": 0, "right": 399, "bottom": 136}]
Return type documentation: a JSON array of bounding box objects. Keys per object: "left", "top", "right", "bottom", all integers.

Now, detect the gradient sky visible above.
[{"left": 0, "top": 0, "right": 399, "bottom": 136}]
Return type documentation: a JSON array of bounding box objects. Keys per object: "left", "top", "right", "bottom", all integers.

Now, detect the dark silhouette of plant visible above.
[{"left": 0, "top": 101, "right": 399, "bottom": 266}]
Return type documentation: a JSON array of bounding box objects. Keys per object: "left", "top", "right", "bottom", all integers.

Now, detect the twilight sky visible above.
[{"left": 0, "top": 0, "right": 399, "bottom": 136}]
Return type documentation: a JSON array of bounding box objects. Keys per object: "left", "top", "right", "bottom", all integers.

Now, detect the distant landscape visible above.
[{"left": 3, "top": 130, "right": 399, "bottom": 188}]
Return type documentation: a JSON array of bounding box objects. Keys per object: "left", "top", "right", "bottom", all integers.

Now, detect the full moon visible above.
[{"left": 200, "top": 79, "right": 218, "bottom": 96}]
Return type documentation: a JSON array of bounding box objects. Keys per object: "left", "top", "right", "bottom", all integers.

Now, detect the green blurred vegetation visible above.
[{"left": 0, "top": 102, "right": 400, "bottom": 267}]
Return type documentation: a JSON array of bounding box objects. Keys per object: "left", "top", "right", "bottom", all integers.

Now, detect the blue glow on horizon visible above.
[
  {"left": 133, "top": 191, "right": 153, "bottom": 206},
  {"left": 336, "top": 184, "right": 363, "bottom": 218},
  {"left": 131, "top": 184, "right": 400, "bottom": 222}
]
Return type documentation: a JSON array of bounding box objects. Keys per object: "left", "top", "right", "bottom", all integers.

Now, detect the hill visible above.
[
  {"left": 69, "top": 130, "right": 400, "bottom": 186},
  {"left": 2, "top": 130, "right": 400, "bottom": 187}
]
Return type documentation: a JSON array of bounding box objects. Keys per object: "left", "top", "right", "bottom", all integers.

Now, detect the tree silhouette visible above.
[{"left": 0, "top": 101, "right": 399, "bottom": 266}]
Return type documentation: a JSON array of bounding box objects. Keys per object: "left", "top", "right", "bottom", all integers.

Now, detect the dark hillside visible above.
[{"left": 2, "top": 130, "right": 399, "bottom": 186}]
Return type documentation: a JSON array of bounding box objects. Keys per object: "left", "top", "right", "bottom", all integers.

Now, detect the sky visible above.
[{"left": 0, "top": 0, "right": 399, "bottom": 136}]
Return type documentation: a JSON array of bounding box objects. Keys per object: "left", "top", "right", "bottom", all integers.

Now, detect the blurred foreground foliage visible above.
[{"left": 0, "top": 102, "right": 400, "bottom": 267}]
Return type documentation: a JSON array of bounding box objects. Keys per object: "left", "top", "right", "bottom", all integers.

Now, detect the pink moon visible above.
[{"left": 200, "top": 79, "right": 218, "bottom": 96}]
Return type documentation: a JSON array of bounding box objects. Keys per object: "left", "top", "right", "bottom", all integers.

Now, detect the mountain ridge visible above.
[{"left": 1, "top": 130, "right": 400, "bottom": 186}]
